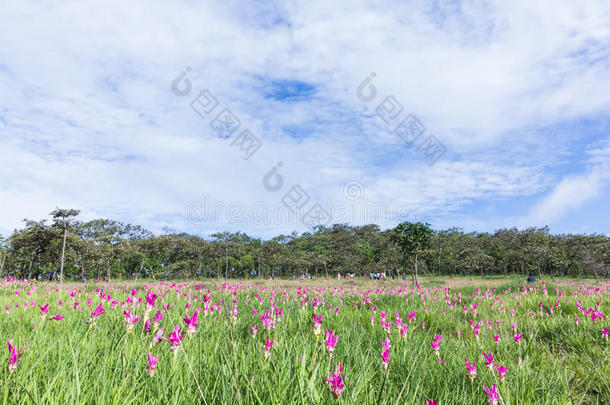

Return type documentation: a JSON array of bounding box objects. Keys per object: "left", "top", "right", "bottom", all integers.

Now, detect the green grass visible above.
[{"left": 0, "top": 277, "right": 608, "bottom": 404}]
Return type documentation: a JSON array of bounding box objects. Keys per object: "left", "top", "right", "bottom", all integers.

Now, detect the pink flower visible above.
[
  {"left": 39, "top": 303, "right": 50, "bottom": 318},
  {"left": 380, "top": 349, "right": 389, "bottom": 370},
  {"left": 183, "top": 309, "right": 201, "bottom": 336},
  {"left": 483, "top": 351, "right": 494, "bottom": 369},
  {"left": 465, "top": 359, "right": 477, "bottom": 381},
  {"left": 496, "top": 365, "right": 507, "bottom": 383},
  {"left": 426, "top": 400, "right": 438, "bottom": 405},
  {"left": 430, "top": 335, "right": 442, "bottom": 356},
  {"left": 381, "top": 337, "right": 391, "bottom": 351},
  {"left": 123, "top": 310, "right": 141, "bottom": 332},
  {"left": 400, "top": 324, "right": 408, "bottom": 339},
  {"left": 602, "top": 328, "right": 608, "bottom": 339},
  {"left": 250, "top": 325, "right": 258, "bottom": 338},
  {"left": 144, "top": 320, "right": 152, "bottom": 333},
  {"left": 312, "top": 313, "right": 323, "bottom": 338},
  {"left": 324, "top": 363, "right": 344, "bottom": 399},
  {"left": 264, "top": 338, "right": 274, "bottom": 359},
  {"left": 484, "top": 384, "right": 500, "bottom": 405},
  {"left": 493, "top": 334, "right": 500, "bottom": 345},
  {"left": 152, "top": 328, "right": 166, "bottom": 346},
  {"left": 325, "top": 330, "right": 338, "bottom": 355},
  {"left": 7, "top": 340, "right": 22, "bottom": 373},
  {"left": 89, "top": 303, "right": 104, "bottom": 326},
  {"left": 147, "top": 352, "right": 160, "bottom": 376},
  {"left": 513, "top": 334, "right": 523, "bottom": 344},
  {"left": 167, "top": 325, "right": 183, "bottom": 351},
  {"left": 51, "top": 314, "right": 64, "bottom": 321},
  {"left": 145, "top": 292, "right": 158, "bottom": 310}
]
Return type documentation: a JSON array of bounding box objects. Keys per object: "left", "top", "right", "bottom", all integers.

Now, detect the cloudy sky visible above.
[{"left": 1, "top": 1, "right": 609, "bottom": 238}]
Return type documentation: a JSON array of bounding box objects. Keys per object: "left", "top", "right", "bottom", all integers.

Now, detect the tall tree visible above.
[
  {"left": 0, "top": 235, "right": 8, "bottom": 277},
  {"left": 50, "top": 208, "right": 80, "bottom": 284},
  {"left": 392, "top": 222, "right": 434, "bottom": 285}
]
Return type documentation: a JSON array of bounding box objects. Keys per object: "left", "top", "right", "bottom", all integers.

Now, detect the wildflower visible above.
[
  {"left": 325, "top": 330, "right": 338, "bottom": 355},
  {"left": 465, "top": 359, "right": 477, "bottom": 381},
  {"left": 493, "top": 334, "right": 500, "bottom": 345},
  {"left": 260, "top": 311, "right": 275, "bottom": 331},
  {"left": 123, "top": 310, "right": 141, "bottom": 333},
  {"left": 601, "top": 328, "right": 608, "bottom": 339},
  {"left": 381, "top": 337, "right": 391, "bottom": 351},
  {"left": 7, "top": 340, "right": 22, "bottom": 373},
  {"left": 183, "top": 309, "right": 200, "bottom": 336},
  {"left": 426, "top": 400, "right": 438, "bottom": 405},
  {"left": 144, "top": 320, "right": 152, "bottom": 333},
  {"left": 153, "top": 311, "right": 163, "bottom": 330},
  {"left": 51, "top": 314, "right": 64, "bottom": 321},
  {"left": 263, "top": 338, "right": 274, "bottom": 359},
  {"left": 324, "top": 363, "right": 344, "bottom": 399},
  {"left": 147, "top": 352, "right": 160, "bottom": 376},
  {"left": 473, "top": 325, "right": 480, "bottom": 340},
  {"left": 250, "top": 325, "right": 258, "bottom": 338},
  {"left": 380, "top": 349, "right": 389, "bottom": 370},
  {"left": 167, "top": 325, "right": 183, "bottom": 352},
  {"left": 145, "top": 292, "right": 158, "bottom": 311},
  {"left": 483, "top": 351, "right": 494, "bottom": 369},
  {"left": 39, "top": 303, "right": 50, "bottom": 318},
  {"left": 312, "top": 313, "right": 323, "bottom": 339},
  {"left": 496, "top": 365, "right": 507, "bottom": 383},
  {"left": 484, "top": 384, "right": 500, "bottom": 405},
  {"left": 152, "top": 328, "right": 166, "bottom": 346},
  {"left": 400, "top": 324, "right": 408, "bottom": 339},
  {"left": 87, "top": 303, "right": 103, "bottom": 328},
  {"left": 430, "top": 335, "right": 442, "bottom": 356},
  {"left": 513, "top": 334, "right": 523, "bottom": 345},
  {"left": 574, "top": 317, "right": 579, "bottom": 326},
  {"left": 381, "top": 320, "right": 392, "bottom": 334}
]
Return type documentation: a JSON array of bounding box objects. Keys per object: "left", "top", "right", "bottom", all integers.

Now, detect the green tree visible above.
[
  {"left": 392, "top": 222, "right": 434, "bottom": 285},
  {"left": 50, "top": 208, "right": 80, "bottom": 284}
]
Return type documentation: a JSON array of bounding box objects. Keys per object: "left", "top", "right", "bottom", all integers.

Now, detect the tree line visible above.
[{"left": 0, "top": 208, "right": 608, "bottom": 282}]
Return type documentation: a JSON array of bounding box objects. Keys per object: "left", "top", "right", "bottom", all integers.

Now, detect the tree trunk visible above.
[
  {"left": 59, "top": 227, "right": 67, "bottom": 284},
  {"left": 135, "top": 257, "right": 146, "bottom": 280},
  {"left": 414, "top": 253, "right": 419, "bottom": 286},
  {"left": 196, "top": 260, "right": 202, "bottom": 279},
  {"left": 106, "top": 262, "right": 111, "bottom": 282},
  {"left": 225, "top": 252, "right": 228, "bottom": 280},
  {"left": 0, "top": 252, "right": 5, "bottom": 277},
  {"left": 27, "top": 254, "right": 35, "bottom": 280}
]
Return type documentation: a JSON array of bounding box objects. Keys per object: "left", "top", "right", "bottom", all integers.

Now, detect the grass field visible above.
[{"left": 1, "top": 276, "right": 608, "bottom": 404}]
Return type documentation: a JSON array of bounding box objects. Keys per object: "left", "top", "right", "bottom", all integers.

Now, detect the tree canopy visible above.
[{"left": 0, "top": 210, "right": 608, "bottom": 281}]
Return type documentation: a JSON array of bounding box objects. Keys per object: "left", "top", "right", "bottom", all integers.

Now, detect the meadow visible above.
[{"left": 0, "top": 276, "right": 608, "bottom": 404}]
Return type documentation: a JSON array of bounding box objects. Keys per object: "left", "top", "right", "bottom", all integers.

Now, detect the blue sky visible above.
[{"left": 0, "top": 1, "right": 609, "bottom": 238}]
